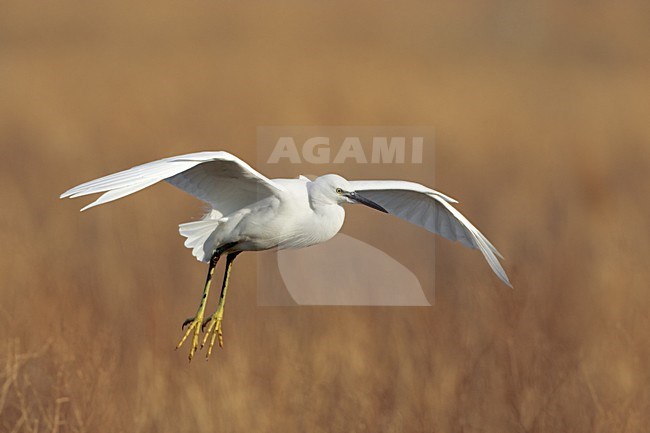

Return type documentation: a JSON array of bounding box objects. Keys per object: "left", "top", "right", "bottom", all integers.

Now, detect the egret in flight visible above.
[{"left": 61, "top": 151, "right": 511, "bottom": 360}]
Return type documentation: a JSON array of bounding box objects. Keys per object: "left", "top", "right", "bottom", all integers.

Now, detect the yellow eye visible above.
[{"left": 335, "top": 188, "right": 343, "bottom": 194}]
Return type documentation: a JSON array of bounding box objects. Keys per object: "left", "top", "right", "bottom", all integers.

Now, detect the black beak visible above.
[{"left": 344, "top": 191, "right": 388, "bottom": 213}]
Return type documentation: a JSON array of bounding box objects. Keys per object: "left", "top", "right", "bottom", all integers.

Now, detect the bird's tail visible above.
[{"left": 179, "top": 210, "right": 223, "bottom": 262}]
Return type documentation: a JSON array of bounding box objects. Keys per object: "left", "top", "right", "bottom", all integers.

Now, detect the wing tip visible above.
[
  {"left": 491, "top": 262, "right": 512, "bottom": 288},
  {"left": 59, "top": 189, "right": 91, "bottom": 211}
]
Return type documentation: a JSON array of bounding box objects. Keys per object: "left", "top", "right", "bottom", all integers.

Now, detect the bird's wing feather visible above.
[
  {"left": 60, "top": 151, "right": 285, "bottom": 213},
  {"left": 349, "top": 180, "right": 511, "bottom": 287}
]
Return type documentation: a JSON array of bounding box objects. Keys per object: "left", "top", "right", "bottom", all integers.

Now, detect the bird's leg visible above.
[
  {"left": 176, "top": 243, "right": 236, "bottom": 361},
  {"left": 202, "top": 251, "right": 241, "bottom": 359}
]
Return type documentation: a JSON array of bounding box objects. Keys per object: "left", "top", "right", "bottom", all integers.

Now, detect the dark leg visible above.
[
  {"left": 202, "top": 251, "right": 241, "bottom": 358},
  {"left": 176, "top": 243, "right": 237, "bottom": 361}
]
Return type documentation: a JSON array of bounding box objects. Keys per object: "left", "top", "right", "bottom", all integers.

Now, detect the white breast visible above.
[
  {"left": 230, "top": 179, "right": 345, "bottom": 251},
  {"left": 277, "top": 204, "right": 345, "bottom": 249}
]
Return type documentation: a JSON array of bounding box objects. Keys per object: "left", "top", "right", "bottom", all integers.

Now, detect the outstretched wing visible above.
[
  {"left": 60, "top": 151, "right": 285, "bottom": 215},
  {"left": 349, "top": 180, "right": 511, "bottom": 287}
]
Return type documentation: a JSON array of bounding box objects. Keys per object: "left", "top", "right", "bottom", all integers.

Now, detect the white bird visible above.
[{"left": 61, "top": 151, "right": 511, "bottom": 360}]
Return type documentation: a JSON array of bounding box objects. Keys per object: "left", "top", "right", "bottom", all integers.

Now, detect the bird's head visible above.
[{"left": 310, "top": 174, "right": 388, "bottom": 213}]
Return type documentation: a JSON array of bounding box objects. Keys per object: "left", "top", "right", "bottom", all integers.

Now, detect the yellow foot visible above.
[
  {"left": 176, "top": 315, "right": 205, "bottom": 361},
  {"left": 201, "top": 313, "right": 224, "bottom": 359}
]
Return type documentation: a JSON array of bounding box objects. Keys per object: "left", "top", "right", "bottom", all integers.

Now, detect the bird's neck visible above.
[
  {"left": 311, "top": 202, "right": 345, "bottom": 241},
  {"left": 305, "top": 182, "right": 345, "bottom": 241}
]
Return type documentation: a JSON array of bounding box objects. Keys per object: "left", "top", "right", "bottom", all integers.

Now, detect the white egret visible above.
[{"left": 61, "top": 151, "right": 511, "bottom": 360}]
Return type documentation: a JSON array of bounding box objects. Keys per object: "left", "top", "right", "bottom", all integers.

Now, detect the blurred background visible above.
[{"left": 1, "top": 1, "right": 649, "bottom": 431}]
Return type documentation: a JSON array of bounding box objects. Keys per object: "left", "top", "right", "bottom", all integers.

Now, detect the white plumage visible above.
[{"left": 61, "top": 151, "right": 511, "bottom": 286}]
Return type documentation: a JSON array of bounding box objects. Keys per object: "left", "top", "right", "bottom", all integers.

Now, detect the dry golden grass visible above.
[{"left": 1, "top": 1, "right": 649, "bottom": 431}]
